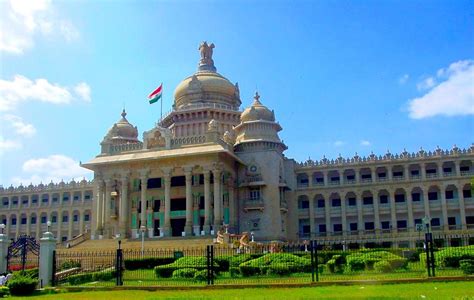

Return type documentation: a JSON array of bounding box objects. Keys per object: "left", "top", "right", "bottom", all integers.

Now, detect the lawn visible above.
[{"left": 10, "top": 281, "right": 474, "bottom": 299}]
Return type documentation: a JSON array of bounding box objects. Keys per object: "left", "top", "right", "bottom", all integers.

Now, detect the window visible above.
[
  {"left": 32, "top": 198, "right": 37, "bottom": 203},
  {"left": 460, "top": 166, "right": 470, "bottom": 172},
  {"left": 315, "top": 177, "right": 324, "bottom": 183},
  {"left": 52, "top": 197, "right": 58, "bottom": 202},
  {"left": 443, "top": 167, "right": 452, "bottom": 173},
  {"left": 428, "top": 192, "right": 438, "bottom": 201},
  {"left": 42, "top": 198, "right": 48, "bottom": 203},
  {"left": 346, "top": 175, "right": 355, "bottom": 180},
  {"left": 73, "top": 215, "right": 78, "bottom": 222},
  {"left": 431, "top": 218, "right": 441, "bottom": 227},
  {"left": 395, "top": 194, "right": 405, "bottom": 203},
  {"left": 250, "top": 188, "right": 260, "bottom": 200},
  {"left": 171, "top": 176, "right": 186, "bottom": 187},
  {"left": 22, "top": 199, "right": 28, "bottom": 205},
  {"left": 350, "top": 223, "right": 358, "bottom": 231},
  {"left": 348, "top": 198, "right": 356, "bottom": 206},
  {"left": 31, "top": 217, "right": 36, "bottom": 224},
  {"left": 63, "top": 196, "right": 69, "bottom": 201},
  {"left": 411, "top": 170, "right": 419, "bottom": 176},
  {"left": 412, "top": 193, "right": 421, "bottom": 202},
  {"left": 333, "top": 224, "right": 342, "bottom": 232},
  {"left": 12, "top": 200, "right": 18, "bottom": 205},
  {"left": 318, "top": 224, "right": 326, "bottom": 233},
  {"left": 302, "top": 225, "right": 310, "bottom": 234},
  {"left": 153, "top": 200, "right": 161, "bottom": 212},
  {"left": 147, "top": 178, "right": 162, "bottom": 189},
  {"left": 41, "top": 216, "right": 47, "bottom": 224},
  {"left": 332, "top": 199, "right": 341, "bottom": 207},
  {"left": 365, "top": 222, "right": 375, "bottom": 230},
  {"left": 381, "top": 221, "right": 390, "bottom": 229},
  {"left": 21, "top": 217, "right": 27, "bottom": 225},
  {"left": 73, "top": 196, "right": 79, "bottom": 201},
  {"left": 84, "top": 214, "right": 90, "bottom": 222},
  {"left": 379, "top": 195, "right": 389, "bottom": 204},
  {"left": 363, "top": 197, "right": 373, "bottom": 205},
  {"left": 62, "top": 215, "right": 68, "bottom": 223},
  {"left": 299, "top": 200, "right": 309, "bottom": 209},
  {"left": 330, "top": 176, "right": 340, "bottom": 182},
  {"left": 52, "top": 216, "right": 57, "bottom": 223},
  {"left": 85, "top": 195, "right": 91, "bottom": 200},
  {"left": 463, "top": 189, "right": 472, "bottom": 198},
  {"left": 299, "top": 177, "right": 309, "bottom": 185},
  {"left": 397, "top": 220, "right": 407, "bottom": 228},
  {"left": 448, "top": 217, "right": 456, "bottom": 226},
  {"left": 2, "top": 200, "right": 8, "bottom": 206},
  {"left": 393, "top": 171, "right": 403, "bottom": 177},
  {"left": 445, "top": 190, "right": 454, "bottom": 199},
  {"left": 317, "top": 199, "right": 325, "bottom": 208},
  {"left": 414, "top": 219, "right": 422, "bottom": 225},
  {"left": 361, "top": 174, "right": 371, "bottom": 179},
  {"left": 426, "top": 169, "right": 436, "bottom": 174},
  {"left": 466, "top": 216, "right": 474, "bottom": 225},
  {"left": 378, "top": 172, "right": 386, "bottom": 178},
  {"left": 11, "top": 218, "right": 17, "bottom": 225}
]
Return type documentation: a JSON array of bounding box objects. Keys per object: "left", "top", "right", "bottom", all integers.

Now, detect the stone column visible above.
[
  {"left": 94, "top": 180, "right": 104, "bottom": 237},
  {"left": 162, "top": 167, "right": 172, "bottom": 237},
  {"left": 15, "top": 215, "right": 20, "bottom": 239},
  {"left": 423, "top": 189, "right": 430, "bottom": 218},
  {"left": 104, "top": 179, "right": 113, "bottom": 237},
  {"left": 459, "top": 183, "right": 467, "bottom": 230},
  {"left": 39, "top": 230, "right": 56, "bottom": 287},
  {"left": 79, "top": 210, "right": 84, "bottom": 235},
  {"left": 323, "top": 171, "right": 328, "bottom": 186},
  {"left": 356, "top": 191, "right": 363, "bottom": 234},
  {"left": 309, "top": 196, "right": 315, "bottom": 238},
  {"left": 341, "top": 194, "right": 347, "bottom": 236},
  {"left": 119, "top": 174, "right": 129, "bottom": 238},
  {"left": 355, "top": 168, "right": 360, "bottom": 184},
  {"left": 370, "top": 167, "right": 376, "bottom": 182},
  {"left": 307, "top": 172, "right": 313, "bottom": 187},
  {"left": 390, "top": 189, "right": 397, "bottom": 231},
  {"left": 68, "top": 210, "right": 73, "bottom": 240},
  {"left": 440, "top": 184, "right": 448, "bottom": 231},
  {"left": 388, "top": 166, "right": 393, "bottom": 181},
  {"left": 213, "top": 168, "right": 222, "bottom": 231},
  {"left": 184, "top": 166, "right": 193, "bottom": 236},
  {"left": 373, "top": 191, "right": 381, "bottom": 232},
  {"left": 404, "top": 165, "right": 410, "bottom": 181},
  {"left": 26, "top": 213, "right": 31, "bottom": 236},
  {"left": 454, "top": 161, "right": 461, "bottom": 177},
  {"left": 228, "top": 178, "right": 236, "bottom": 231},
  {"left": 407, "top": 192, "right": 414, "bottom": 232},
  {"left": 324, "top": 195, "right": 331, "bottom": 235},
  {"left": 0, "top": 232, "right": 8, "bottom": 274},
  {"left": 421, "top": 163, "right": 427, "bottom": 180},
  {"left": 35, "top": 216, "right": 40, "bottom": 240},
  {"left": 203, "top": 170, "right": 211, "bottom": 234},
  {"left": 56, "top": 211, "right": 62, "bottom": 242},
  {"left": 139, "top": 173, "right": 148, "bottom": 232}
]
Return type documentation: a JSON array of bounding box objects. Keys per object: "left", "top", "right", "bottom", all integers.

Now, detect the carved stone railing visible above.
[
  {"left": 170, "top": 135, "right": 207, "bottom": 147},
  {"left": 109, "top": 142, "right": 143, "bottom": 154},
  {"left": 297, "top": 145, "right": 474, "bottom": 168},
  {"left": 158, "top": 102, "right": 240, "bottom": 124},
  {"left": 243, "top": 198, "right": 265, "bottom": 212},
  {"left": 0, "top": 179, "right": 94, "bottom": 195}
]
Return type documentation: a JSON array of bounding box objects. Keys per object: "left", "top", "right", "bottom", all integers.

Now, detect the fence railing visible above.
[{"left": 52, "top": 238, "right": 474, "bottom": 287}]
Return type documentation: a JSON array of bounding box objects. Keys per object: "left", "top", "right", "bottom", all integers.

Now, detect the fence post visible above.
[
  {"left": 39, "top": 230, "right": 56, "bottom": 287},
  {"left": 310, "top": 240, "right": 315, "bottom": 282},
  {"left": 115, "top": 240, "right": 123, "bottom": 286},
  {"left": 429, "top": 235, "right": 435, "bottom": 277},
  {"left": 206, "top": 245, "right": 211, "bottom": 285},
  {"left": 314, "top": 240, "right": 319, "bottom": 282},
  {"left": 51, "top": 251, "right": 56, "bottom": 286},
  {"left": 424, "top": 232, "right": 431, "bottom": 277},
  {"left": 0, "top": 231, "right": 9, "bottom": 274},
  {"left": 210, "top": 245, "right": 214, "bottom": 285}
]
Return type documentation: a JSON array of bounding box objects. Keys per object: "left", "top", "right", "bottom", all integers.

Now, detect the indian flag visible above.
[{"left": 148, "top": 83, "right": 163, "bottom": 104}]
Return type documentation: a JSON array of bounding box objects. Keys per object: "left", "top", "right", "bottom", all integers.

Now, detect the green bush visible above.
[
  {"left": 433, "top": 246, "right": 474, "bottom": 268},
  {"left": 172, "top": 268, "right": 198, "bottom": 279},
  {"left": 124, "top": 257, "right": 175, "bottom": 270},
  {"left": 326, "top": 254, "right": 345, "bottom": 274},
  {"left": 239, "top": 265, "right": 261, "bottom": 277},
  {"left": 239, "top": 253, "right": 311, "bottom": 276},
  {"left": 459, "top": 259, "right": 474, "bottom": 275},
  {"left": 15, "top": 268, "right": 39, "bottom": 279},
  {"left": 60, "top": 260, "right": 81, "bottom": 270},
  {"left": 67, "top": 270, "right": 114, "bottom": 285},
  {"left": 193, "top": 269, "right": 214, "bottom": 282},
  {"left": 229, "top": 267, "right": 240, "bottom": 276},
  {"left": 267, "top": 264, "right": 292, "bottom": 276},
  {"left": 347, "top": 257, "right": 365, "bottom": 271},
  {"left": 0, "top": 286, "right": 9, "bottom": 298},
  {"left": 154, "top": 256, "right": 218, "bottom": 278},
  {"left": 6, "top": 275, "right": 37, "bottom": 296},
  {"left": 229, "top": 254, "right": 253, "bottom": 267},
  {"left": 345, "top": 251, "right": 406, "bottom": 271},
  {"left": 92, "top": 271, "right": 114, "bottom": 281},
  {"left": 374, "top": 260, "right": 392, "bottom": 273}
]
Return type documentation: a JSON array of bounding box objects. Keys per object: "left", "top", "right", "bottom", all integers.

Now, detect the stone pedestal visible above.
[
  {"left": 162, "top": 226, "right": 171, "bottom": 237},
  {"left": 0, "top": 234, "right": 9, "bottom": 274},
  {"left": 203, "top": 224, "right": 211, "bottom": 235},
  {"left": 39, "top": 231, "right": 56, "bottom": 287},
  {"left": 193, "top": 225, "right": 200, "bottom": 236},
  {"left": 131, "top": 229, "right": 138, "bottom": 239},
  {"left": 184, "top": 224, "right": 193, "bottom": 236},
  {"left": 148, "top": 228, "right": 153, "bottom": 238}
]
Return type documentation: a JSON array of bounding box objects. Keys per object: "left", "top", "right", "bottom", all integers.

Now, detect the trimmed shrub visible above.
[
  {"left": 374, "top": 260, "right": 392, "bottom": 273},
  {"left": 6, "top": 275, "right": 37, "bottom": 296},
  {"left": 154, "top": 256, "right": 218, "bottom": 278},
  {"left": 460, "top": 259, "right": 474, "bottom": 275},
  {"left": 347, "top": 257, "right": 365, "bottom": 272},
  {"left": 267, "top": 264, "right": 292, "bottom": 276},
  {"left": 193, "top": 269, "right": 214, "bottom": 282},
  {"left": 0, "top": 286, "right": 9, "bottom": 298},
  {"left": 326, "top": 255, "right": 345, "bottom": 274},
  {"left": 239, "top": 265, "right": 261, "bottom": 277},
  {"left": 229, "top": 254, "right": 253, "bottom": 267},
  {"left": 172, "top": 268, "right": 198, "bottom": 279},
  {"left": 15, "top": 268, "right": 39, "bottom": 279},
  {"left": 92, "top": 271, "right": 114, "bottom": 281},
  {"left": 68, "top": 273, "right": 93, "bottom": 285},
  {"left": 345, "top": 251, "right": 406, "bottom": 271},
  {"left": 229, "top": 267, "right": 240, "bottom": 276},
  {"left": 60, "top": 260, "right": 81, "bottom": 271},
  {"left": 239, "top": 253, "right": 311, "bottom": 276},
  {"left": 124, "top": 257, "right": 175, "bottom": 270},
  {"left": 435, "top": 246, "right": 474, "bottom": 268}
]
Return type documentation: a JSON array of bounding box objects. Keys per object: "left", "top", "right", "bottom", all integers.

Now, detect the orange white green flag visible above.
[{"left": 148, "top": 83, "right": 163, "bottom": 104}]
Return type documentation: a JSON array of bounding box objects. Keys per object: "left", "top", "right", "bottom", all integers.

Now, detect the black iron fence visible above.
[{"left": 52, "top": 239, "right": 474, "bottom": 287}]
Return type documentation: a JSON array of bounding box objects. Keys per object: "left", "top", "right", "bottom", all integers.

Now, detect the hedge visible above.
[
  {"left": 154, "top": 256, "right": 219, "bottom": 278},
  {"left": 239, "top": 253, "right": 311, "bottom": 277},
  {"left": 459, "top": 259, "right": 474, "bottom": 275},
  {"left": 0, "top": 286, "right": 9, "bottom": 298},
  {"left": 67, "top": 270, "right": 115, "bottom": 285},
  {"left": 6, "top": 275, "right": 37, "bottom": 296},
  {"left": 172, "top": 268, "right": 198, "bottom": 279},
  {"left": 421, "top": 245, "right": 474, "bottom": 268},
  {"left": 124, "top": 257, "right": 175, "bottom": 270},
  {"left": 345, "top": 251, "right": 407, "bottom": 271}
]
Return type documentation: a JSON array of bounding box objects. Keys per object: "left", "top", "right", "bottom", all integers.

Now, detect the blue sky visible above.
[{"left": 0, "top": 0, "right": 473, "bottom": 186}]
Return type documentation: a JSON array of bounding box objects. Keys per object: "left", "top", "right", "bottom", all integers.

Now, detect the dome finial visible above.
[
  {"left": 121, "top": 109, "right": 127, "bottom": 119},
  {"left": 253, "top": 91, "right": 262, "bottom": 105},
  {"left": 198, "top": 41, "right": 216, "bottom": 72}
]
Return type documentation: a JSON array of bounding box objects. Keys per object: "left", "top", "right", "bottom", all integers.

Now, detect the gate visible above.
[{"left": 6, "top": 235, "right": 40, "bottom": 272}]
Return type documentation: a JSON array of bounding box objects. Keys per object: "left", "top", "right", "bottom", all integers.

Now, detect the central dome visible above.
[{"left": 173, "top": 42, "right": 241, "bottom": 110}]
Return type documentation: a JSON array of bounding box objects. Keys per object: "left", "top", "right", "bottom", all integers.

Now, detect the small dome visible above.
[
  {"left": 103, "top": 109, "right": 139, "bottom": 144},
  {"left": 241, "top": 92, "right": 275, "bottom": 122}
]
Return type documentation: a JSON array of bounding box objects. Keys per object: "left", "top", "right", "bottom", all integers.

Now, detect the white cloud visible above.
[
  {"left": 74, "top": 82, "right": 91, "bottom": 102},
  {"left": 2, "top": 114, "right": 36, "bottom": 137},
  {"left": 0, "top": 136, "right": 21, "bottom": 155},
  {"left": 10, "top": 154, "right": 92, "bottom": 185},
  {"left": 416, "top": 77, "right": 436, "bottom": 91},
  {"left": 333, "top": 140, "right": 345, "bottom": 147},
  {"left": 360, "top": 140, "right": 371, "bottom": 146},
  {"left": 0, "top": 0, "right": 79, "bottom": 55},
  {"left": 399, "top": 74, "right": 409, "bottom": 85},
  {"left": 0, "top": 75, "right": 91, "bottom": 111},
  {"left": 408, "top": 60, "right": 474, "bottom": 119}
]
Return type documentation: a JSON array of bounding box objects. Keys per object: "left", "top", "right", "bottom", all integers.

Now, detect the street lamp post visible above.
[
  {"left": 0, "top": 224, "right": 5, "bottom": 235},
  {"left": 47, "top": 221, "right": 52, "bottom": 233},
  {"left": 140, "top": 225, "right": 146, "bottom": 257},
  {"left": 422, "top": 216, "right": 434, "bottom": 277}
]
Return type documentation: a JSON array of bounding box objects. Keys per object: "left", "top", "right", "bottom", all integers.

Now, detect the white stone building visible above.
[{"left": 0, "top": 42, "right": 473, "bottom": 247}]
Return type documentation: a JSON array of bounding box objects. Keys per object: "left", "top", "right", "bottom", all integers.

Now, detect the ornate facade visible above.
[{"left": 0, "top": 42, "right": 473, "bottom": 247}]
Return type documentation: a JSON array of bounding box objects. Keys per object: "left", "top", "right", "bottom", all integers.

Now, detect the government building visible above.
[{"left": 1, "top": 42, "right": 473, "bottom": 248}]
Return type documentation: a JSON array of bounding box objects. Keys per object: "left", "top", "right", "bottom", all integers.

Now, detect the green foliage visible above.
[
  {"left": 15, "top": 268, "right": 39, "bottom": 279},
  {"left": 60, "top": 260, "right": 81, "bottom": 271},
  {"left": 425, "top": 246, "right": 474, "bottom": 268},
  {"left": 0, "top": 286, "right": 9, "bottom": 298},
  {"left": 374, "top": 260, "right": 392, "bottom": 273},
  {"left": 266, "top": 264, "right": 292, "bottom": 276},
  {"left": 345, "top": 251, "right": 407, "bottom": 271},
  {"left": 459, "top": 259, "right": 474, "bottom": 275},
  {"left": 172, "top": 268, "right": 198, "bottom": 279},
  {"left": 229, "top": 267, "right": 240, "bottom": 276},
  {"left": 193, "top": 269, "right": 214, "bottom": 282},
  {"left": 124, "top": 257, "right": 175, "bottom": 270},
  {"left": 67, "top": 270, "right": 115, "bottom": 285},
  {"left": 238, "top": 253, "right": 311, "bottom": 277},
  {"left": 6, "top": 275, "right": 37, "bottom": 296},
  {"left": 154, "top": 256, "right": 218, "bottom": 278}
]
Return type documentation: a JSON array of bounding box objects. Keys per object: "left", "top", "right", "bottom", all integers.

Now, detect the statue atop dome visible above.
[{"left": 198, "top": 41, "right": 216, "bottom": 72}]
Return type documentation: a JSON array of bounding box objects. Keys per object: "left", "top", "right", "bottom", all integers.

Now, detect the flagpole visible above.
[{"left": 160, "top": 82, "right": 163, "bottom": 122}]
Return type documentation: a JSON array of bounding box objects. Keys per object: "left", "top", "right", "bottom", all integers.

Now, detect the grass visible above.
[{"left": 9, "top": 281, "right": 474, "bottom": 299}]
